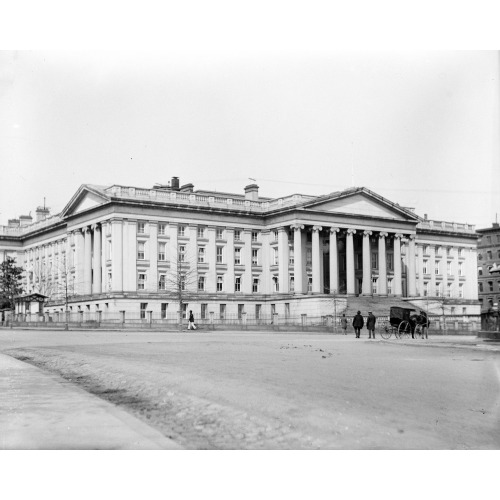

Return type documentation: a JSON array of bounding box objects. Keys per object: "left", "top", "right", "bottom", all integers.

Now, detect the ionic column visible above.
[
  {"left": 148, "top": 221, "right": 158, "bottom": 292},
  {"left": 226, "top": 228, "right": 235, "bottom": 294},
  {"left": 407, "top": 234, "right": 416, "bottom": 297},
  {"left": 111, "top": 219, "right": 123, "bottom": 292},
  {"left": 83, "top": 227, "right": 93, "bottom": 295},
  {"left": 92, "top": 224, "right": 102, "bottom": 294},
  {"left": 292, "top": 224, "right": 304, "bottom": 294},
  {"left": 378, "top": 232, "right": 388, "bottom": 296},
  {"left": 346, "top": 228, "right": 356, "bottom": 295},
  {"left": 243, "top": 229, "right": 253, "bottom": 293},
  {"left": 329, "top": 228, "right": 340, "bottom": 294},
  {"left": 362, "top": 230, "right": 372, "bottom": 295},
  {"left": 207, "top": 226, "right": 217, "bottom": 293},
  {"left": 74, "top": 230, "right": 84, "bottom": 295},
  {"left": 278, "top": 227, "right": 289, "bottom": 293},
  {"left": 394, "top": 233, "right": 403, "bottom": 296},
  {"left": 312, "top": 226, "right": 322, "bottom": 293}
]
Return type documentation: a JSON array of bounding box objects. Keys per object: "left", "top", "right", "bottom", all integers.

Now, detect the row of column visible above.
[{"left": 287, "top": 225, "right": 416, "bottom": 297}]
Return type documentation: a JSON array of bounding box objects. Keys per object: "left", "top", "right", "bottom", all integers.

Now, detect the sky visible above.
[{"left": 0, "top": 50, "right": 499, "bottom": 229}]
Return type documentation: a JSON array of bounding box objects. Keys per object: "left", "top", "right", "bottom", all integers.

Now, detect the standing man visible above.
[
  {"left": 352, "top": 310, "right": 364, "bottom": 338},
  {"left": 367, "top": 311, "right": 376, "bottom": 339},
  {"left": 340, "top": 313, "right": 348, "bottom": 335}
]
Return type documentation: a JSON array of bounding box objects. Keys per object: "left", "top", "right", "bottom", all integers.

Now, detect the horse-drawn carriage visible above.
[{"left": 380, "top": 306, "right": 429, "bottom": 339}]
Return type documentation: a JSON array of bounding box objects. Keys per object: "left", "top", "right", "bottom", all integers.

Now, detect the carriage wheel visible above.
[
  {"left": 380, "top": 324, "right": 392, "bottom": 340},
  {"left": 398, "top": 321, "right": 411, "bottom": 338}
]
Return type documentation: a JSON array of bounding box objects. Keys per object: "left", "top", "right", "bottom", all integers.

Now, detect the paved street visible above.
[{"left": 1, "top": 329, "right": 499, "bottom": 449}]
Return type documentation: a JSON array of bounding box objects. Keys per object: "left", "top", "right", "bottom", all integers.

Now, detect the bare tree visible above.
[{"left": 162, "top": 243, "right": 199, "bottom": 330}]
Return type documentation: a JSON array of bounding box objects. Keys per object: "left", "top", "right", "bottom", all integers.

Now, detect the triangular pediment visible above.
[
  {"left": 61, "top": 185, "right": 111, "bottom": 218},
  {"left": 301, "top": 189, "right": 419, "bottom": 222}
]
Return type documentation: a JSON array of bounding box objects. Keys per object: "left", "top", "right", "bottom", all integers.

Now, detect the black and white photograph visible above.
[{"left": 1, "top": 2, "right": 499, "bottom": 499}]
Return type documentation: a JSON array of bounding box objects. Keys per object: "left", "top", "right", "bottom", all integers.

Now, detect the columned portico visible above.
[
  {"left": 407, "top": 234, "right": 416, "bottom": 297},
  {"left": 362, "top": 230, "right": 372, "bottom": 295},
  {"left": 278, "top": 227, "right": 289, "bottom": 293},
  {"left": 346, "top": 228, "right": 356, "bottom": 295},
  {"left": 393, "top": 233, "right": 403, "bottom": 296},
  {"left": 92, "top": 224, "right": 102, "bottom": 294},
  {"left": 329, "top": 228, "right": 339, "bottom": 294},
  {"left": 311, "top": 226, "right": 322, "bottom": 293},
  {"left": 378, "top": 232, "right": 388, "bottom": 296},
  {"left": 84, "top": 226, "right": 92, "bottom": 295},
  {"left": 291, "top": 224, "right": 304, "bottom": 294}
]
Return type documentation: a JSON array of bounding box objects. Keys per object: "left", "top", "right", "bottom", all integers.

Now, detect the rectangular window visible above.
[
  {"left": 178, "top": 244, "right": 186, "bottom": 262},
  {"left": 459, "top": 248, "right": 464, "bottom": 258},
  {"left": 306, "top": 248, "right": 312, "bottom": 266},
  {"left": 307, "top": 276, "right": 312, "bottom": 292},
  {"left": 216, "top": 246, "right": 223, "bottom": 264},
  {"left": 289, "top": 276, "right": 295, "bottom": 292},
  {"left": 138, "top": 272, "right": 146, "bottom": 290},
  {"left": 158, "top": 223, "right": 166, "bottom": 235},
  {"left": 201, "top": 303, "right": 207, "bottom": 320},
  {"left": 140, "top": 303, "right": 147, "bottom": 319},
  {"left": 235, "top": 276, "right": 241, "bottom": 292},
  {"left": 273, "top": 276, "right": 279, "bottom": 292},
  {"left": 479, "top": 282, "right": 484, "bottom": 293},
  {"left": 137, "top": 222, "right": 145, "bottom": 234},
  {"left": 158, "top": 242, "right": 166, "bottom": 261},
  {"left": 234, "top": 248, "right": 241, "bottom": 265},
  {"left": 238, "top": 304, "right": 244, "bottom": 319},
  {"left": 372, "top": 278, "right": 377, "bottom": 294},
  {"left": 252, "top": 231, "right": 258, "bottom": 242},
  {"left": 488, "top": 281, "right": 494, "bottom": 292},
  {"left": 423, "top": 282, "right": 429, "bottom": 296},
  {"left": 178, "top": 225, "right": 185, "bottom": 237},
  {"left": 216, "top": 228, "right": 224, "bottom": 239},
  {"left": 423, "top": 259, "right": 428, "bottom": 274},
  {"left": 107, "top": 272, "right": 112, "bottom": 290},
  {"left": 220, "top": 303, "right": 226, "bottom": 319},
  {"left": 447, "top": 261, "right": 452, "bottom": 276},
  {"left": 459, "top": 284, "right": 464, "bottom": 298},
  {"left": 217, "top": 275, "right": 223, "bottom": 292},
  {"left": 198, "top": 246, "right": 205, "bottom": 263},
  {"left": 446, "top": 247, "right": 452, "bottom": 257},
  {"left": 198, "top": 276, "right": 205, "bottom": 291},
  {"left": 180, "top": 274, "right": 186, "bottom": 291},
  {"left": 285, "top": 303, "right": 290, "bottom": 319},
  {"left": 161, "top": 303, "right": 168, "bottom": 319},
  {"left": 252, "top": 278, "right": 259, "bottom": 293},
  {"left": 435, "top": 283, "right": 442, "bottom": 297},
  {"left": 273, "top": 230, "right": 278, "bottom": 242},
  {"left": 158, "top": 274, "right": 166, "bottom": 290},
  {"left": 387, "top": 253, "right": 394, "bottom": 271},
  {"left": 273, "top": 247, "right": 279, "bottom": 265},
  {"left": 252, "top": 249, "right": 258, "bottom": 265},
  {"left": 182, "top": 303, "right": 187, "bottom": 319},
  {"left": 234, "top": 230, "right": 241, "bottom": 241},
  {"left": 388, "top": 278, "right": 393, "bottom": 295},
  {"left": 458, "top": 262, "right": 464, "bottom": 276},
  {"left": 137, "top": 241, "right": 145, "bottom": 260},
  {"left": 289, "top": 245, "right": 294, "bottom": 265},
  {"left": 371, "top": 252, "right": 378, "bottom": 269},
  {"left": 447, "top": 283, "right": 453, "bottom": 297},
  {"left": 434, "top": 261, "right": 440, "bottom": 275},
  {"left": 423, "top": 245, "right": 429, "bottom": 255},
  {"left": 487, "top": 250, "right": 492, "bottom": 260},
  {"left": 197, "top": 227, "right": 205, "bottom": 238},
  {"left": 255, "top": 304, "right": 261, "bottom": 319}
]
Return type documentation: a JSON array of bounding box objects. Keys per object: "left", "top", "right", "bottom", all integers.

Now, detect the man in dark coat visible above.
[
  {"left": 352, "top": 311, "right": 364, "bottom": 338},
  {"left": 367, "top": 311, "right": 376, "bottom": 339}
]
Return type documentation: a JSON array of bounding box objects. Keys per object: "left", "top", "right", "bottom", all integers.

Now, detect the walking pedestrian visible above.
[
  {"left": 352, "top": 310, "right": 364, "bottom": 338},
  {"left": 367, "top": 311, "right": 376, "bottom": 339},
  {"left": 187, "top": 310, "right": 197, "bottom": 330},
  {"left": 340, "top": 314, "right": 348, "bottom": 335}
]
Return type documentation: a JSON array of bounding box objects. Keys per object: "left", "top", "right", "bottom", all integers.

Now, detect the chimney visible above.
[
  {"left": 19, "top": 215, "right": 33, "bottom": 226},
  {"left": 36, "top": 206, "right": 50, "bottom": 221},
  {"left": 8, "top": 218, "right": 20, "bottom": 228},
  {"left": 424, "top": 214, "right": 428, "bottom": 220},
  {"left": 171, "top": 176, "right": 180, "bottom": 191},
  {"left": 244, "top": 184, "right": 259, "bottom": 201}
]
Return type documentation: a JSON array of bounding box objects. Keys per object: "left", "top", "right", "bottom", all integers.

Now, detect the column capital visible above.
[
  {"left": 312, "top": 225, "right": 323, "bottom": 232},
  {"left": 346, "top": 228, "right": 356, "bottom": 235},
  {"left": 394, "top": 233, "right": 404, "bottom": 239},
  {"left": 290, "top": 224, "right": 305, "bottom": 231},
  {"left": 277, "top": 226, "right": 288, "bottom": 233},
  {"left": 407, "top": 234, "right": 416, "bottom": 241},
  {"left": 91, "top": 223, "right": 101, "bottom": 232},
  {"left": 379, "top": 231, "right": 389, "bottom": 238},
  {"left": 363, "top": 230, "right": 373, "bottom": 237},
  {"left": 329, "top": 227, "right": 340, "bottom": 234}
]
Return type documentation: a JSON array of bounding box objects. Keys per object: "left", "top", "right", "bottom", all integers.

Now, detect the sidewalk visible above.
[
  {"left": 0, "top": 353, "right": 182, "bottom": 450},
  {"left": 387, "top": 334, "right": 500, "bottom": 352}
]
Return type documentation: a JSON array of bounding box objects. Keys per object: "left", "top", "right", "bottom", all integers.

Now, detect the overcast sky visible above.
[{"left": 1, "top": 50, "right": 498, "bottom": 228}]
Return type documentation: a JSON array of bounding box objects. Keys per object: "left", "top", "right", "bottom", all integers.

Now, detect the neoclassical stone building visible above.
[{"left": 0, "top": 178, "right": 480, "bottom": 319}]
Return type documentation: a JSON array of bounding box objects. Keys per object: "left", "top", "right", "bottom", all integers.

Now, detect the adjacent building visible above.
[
  {"left": 476, "top": 222, "right": 500, "bottom": 311},
  {"left": 0, "top": 177, "right": 480, "bottom": 320}
]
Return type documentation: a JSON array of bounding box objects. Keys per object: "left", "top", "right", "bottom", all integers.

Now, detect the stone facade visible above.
[
  {"left": 476, "top": 223, "right": 500, "bottom": 311},
  {"left": 0, "top": 179, "right": 480, "bottom": 319}
]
